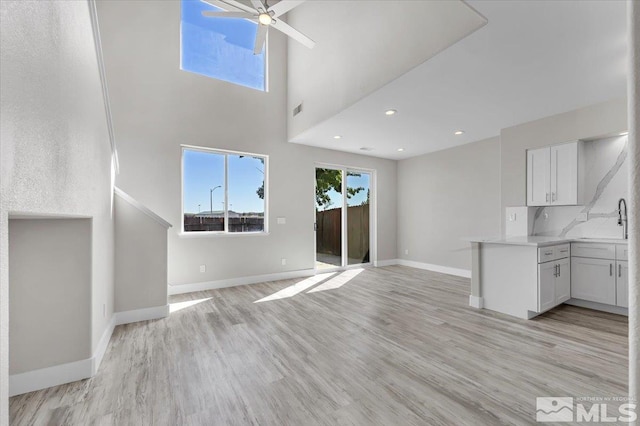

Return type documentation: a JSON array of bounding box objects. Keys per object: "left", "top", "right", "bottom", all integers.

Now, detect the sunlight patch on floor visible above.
[
  {"left": 169, "top": 297, "right": 212, "bottom": 313},
  {"left": 307, "top": 268, "right": 364, "bottom": 293},
  {"left": 254, "top": 273, "right": 336, "bottom": 303}
]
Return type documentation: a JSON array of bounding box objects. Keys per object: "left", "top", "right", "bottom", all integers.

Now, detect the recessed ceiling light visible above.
[
  {"left": 333, "top": 135, "right": 342, "bottom": 139},
  {"left": 454, "top": 130, "right": 465, "bottom": 135},
  {"left": 397, "top": 148, "right": 404, "bottom": 152},
  {"left": 385, "top": 109, "right": 397, "bottom": 116},
  {"left": 619, "top": 131, "right": 629, "bottom": 136}
]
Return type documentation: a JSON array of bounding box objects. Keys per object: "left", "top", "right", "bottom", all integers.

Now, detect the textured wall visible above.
[
  {"left": 0, "top": 210, "right": 6, "bottom": 424},
  {"left": 0, "top": 0, "right": 114, "bottom": 418},
  {"left": 397, "top": 137, "right": 501, "bottom": 271},
  {"left": 95, "top": 0, "right": 397, "bottom": 290},
  {"left": 628, "top": 0, "right": 640, "bottom": 413}
]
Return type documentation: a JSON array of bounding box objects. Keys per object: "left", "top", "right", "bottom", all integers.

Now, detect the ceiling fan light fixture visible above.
[{"left": 258, "top": 13, "right": 272, "bottom": 25}]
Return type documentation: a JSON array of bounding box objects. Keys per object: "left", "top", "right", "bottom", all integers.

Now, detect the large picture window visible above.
[{"left": 182, "top": 146, "right": 267, "bottom": 233}]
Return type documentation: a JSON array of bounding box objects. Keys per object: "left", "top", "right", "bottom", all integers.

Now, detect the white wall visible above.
[
  {"left": 0, "top": 0, "right": 114, "bottom": 418},
  {"left": 115, "top": 194, "right": 169, "bottom": 312},
  {"left": 95, "top": 0, "right": 397, "bottom": 291},
  {"left": 9, "top": 219, "right": 92, "bottom": 374},
  {"left": 628, "top": 0, "right": 640, "bottom": 407},
  {"left": 500, "top": 98, "right": 628, "bottom": 235},
  {"left": 286, "top": 0, "right": 486, "bottom": 141},
  {"left": 396, "top": 99, "right": 628, "bottom": 273},
  {"left": 397, "top": 137, "right": 501, "bottom": 271}
]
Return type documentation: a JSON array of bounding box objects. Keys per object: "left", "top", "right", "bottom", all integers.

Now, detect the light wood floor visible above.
[{"left": 10, "top": 266, "right": 628, "bottom": 425}]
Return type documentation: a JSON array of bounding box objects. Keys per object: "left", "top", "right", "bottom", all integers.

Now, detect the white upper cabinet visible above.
[
  {"left": 527, "top": 147, "right": 550, "bottom": 206},
  {"left": 527, "top": 141, "right": 584, "bottom": 206},
  {"left": 550, "top": 143, "right": 579, "bottom": 205}
]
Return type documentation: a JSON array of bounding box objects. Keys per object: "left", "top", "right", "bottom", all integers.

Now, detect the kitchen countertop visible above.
[{"left": 466, "top": 236, "right": 628, "bottom": 247}]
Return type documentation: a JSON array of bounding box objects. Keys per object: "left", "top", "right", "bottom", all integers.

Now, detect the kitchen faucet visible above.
[{"left": 618, "top": 198, "right": 628, "bottom": 240}]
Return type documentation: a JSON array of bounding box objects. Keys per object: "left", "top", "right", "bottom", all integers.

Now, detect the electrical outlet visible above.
[
  {"left": 281, "top": 258, "right": 287, "bottom": 266},
  {"left": 277, "top": 217, "right": 286, "bottom": 225},
  {"left": 200, "top": 265, "right": 206, "bottom": 273},
  {"left": 404, "top": 249, "right": 409, "bottom": 255}
]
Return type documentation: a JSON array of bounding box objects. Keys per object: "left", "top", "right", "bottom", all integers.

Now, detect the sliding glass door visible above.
[
  {"left": 346, "top": 171, "right": 370, "bottom": 265},
  {"left": 315, "top": 166, "right": 372, "bottom": 270}
]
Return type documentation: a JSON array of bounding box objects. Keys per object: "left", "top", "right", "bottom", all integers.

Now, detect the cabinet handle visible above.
[
  {"left": 558, "top": 264, "right": 561, "bottom": 277},
  {"left": 552, "top": 192, "right": 556, "bottom": 202},
  {"left": 610, "top": 263, "right": 613, "bottom": 276},
  {"left": 619, "top": 264, "right": 622, "bottom": 278},
  {"left": 545, "top": 251, "right": 553, "bottom": 256}
]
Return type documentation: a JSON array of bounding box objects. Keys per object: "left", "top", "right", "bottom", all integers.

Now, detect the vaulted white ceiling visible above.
[{"left": 288, "top": 0, "right": 628, "bottom": 159}]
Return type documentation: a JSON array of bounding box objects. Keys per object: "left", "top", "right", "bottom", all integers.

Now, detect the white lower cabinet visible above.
[
  {"left": 538, "top": 262, "right": 557, "bottom": 312},
  {"left": 555, "top": 258, "right": 571, "bottom": 303},
  {"left": 571, "top": 257, "right": 616, "bottom": 305},
  {"left": 617, "top": 260, "right": 629, "bottom": 308},
  {"left": 538, "top": 256, "right": 570, "bottom": 313}
]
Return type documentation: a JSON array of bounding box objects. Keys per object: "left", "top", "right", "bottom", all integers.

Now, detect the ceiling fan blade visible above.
[
  {"left": 200, "top": 0, "right": 249, "bottom": 12},
  {"left": 271, "top": 19, "right": 315, "bottom": 49},
  {"left": 253, "top": 24, "right": 268, "bottom": 55},
  {"left": 250, "top": 0, "right": 265, "bottom": 12},
  {"left": 202, "top": 11, "right": 255, "bottom": 18},
  {"left": 268, "top": 0, "right": 306, "bottom": 18},
  {"left": 203, "top": 0, "right": 256, "bottom": 13}
]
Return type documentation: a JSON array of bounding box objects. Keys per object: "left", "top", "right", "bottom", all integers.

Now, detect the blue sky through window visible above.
[
  {"left": 183, "top": 149, "right": 265, "bottom": 214},
  {"left": 317, "top": 173, "right": 370, "bottom": 211},
  {"left": 181, "top": 0, "right": 266, "bottom": 91},
  {"left": 347, "top": 173, "right": 370, "bottom": 207}
]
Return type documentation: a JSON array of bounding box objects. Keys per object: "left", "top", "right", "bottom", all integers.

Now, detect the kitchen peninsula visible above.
[{"left": 469, "top": 236, "right": 629, "bottom": 319}]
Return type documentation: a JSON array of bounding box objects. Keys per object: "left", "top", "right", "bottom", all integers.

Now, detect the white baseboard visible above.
[
  {"left": 114, "top": 304, "right": 169, "bottom": 325},
  {"left": 565, "top": 299, "right": 628, "bottom": 316},
  {"left": 469, "top": 295, "right": 484, "bottom": 309},
  {"left": 374, "top": 259, "right": 399, "bottom": 267},
  {"left": 168, "top": 270, "right": 315, "bottom": 295},
  {"left": 91, "top": 316, "right": 116, "bottom": 375},
  {"left": 397, "top": 259, "right": 472, "bottom": 278},
  {"left": 9, "top": 358, "right": 93, "bottom": 397},
  {"left": 169, "top": 261, "right": 470, "bottom": 296},
  {"left": 9, "top": 305, "right": 169, "bottom": 397}
]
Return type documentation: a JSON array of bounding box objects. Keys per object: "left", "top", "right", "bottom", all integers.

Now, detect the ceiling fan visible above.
[{"left": 201, "top": 0, "right": 315, "bottom": 55}]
